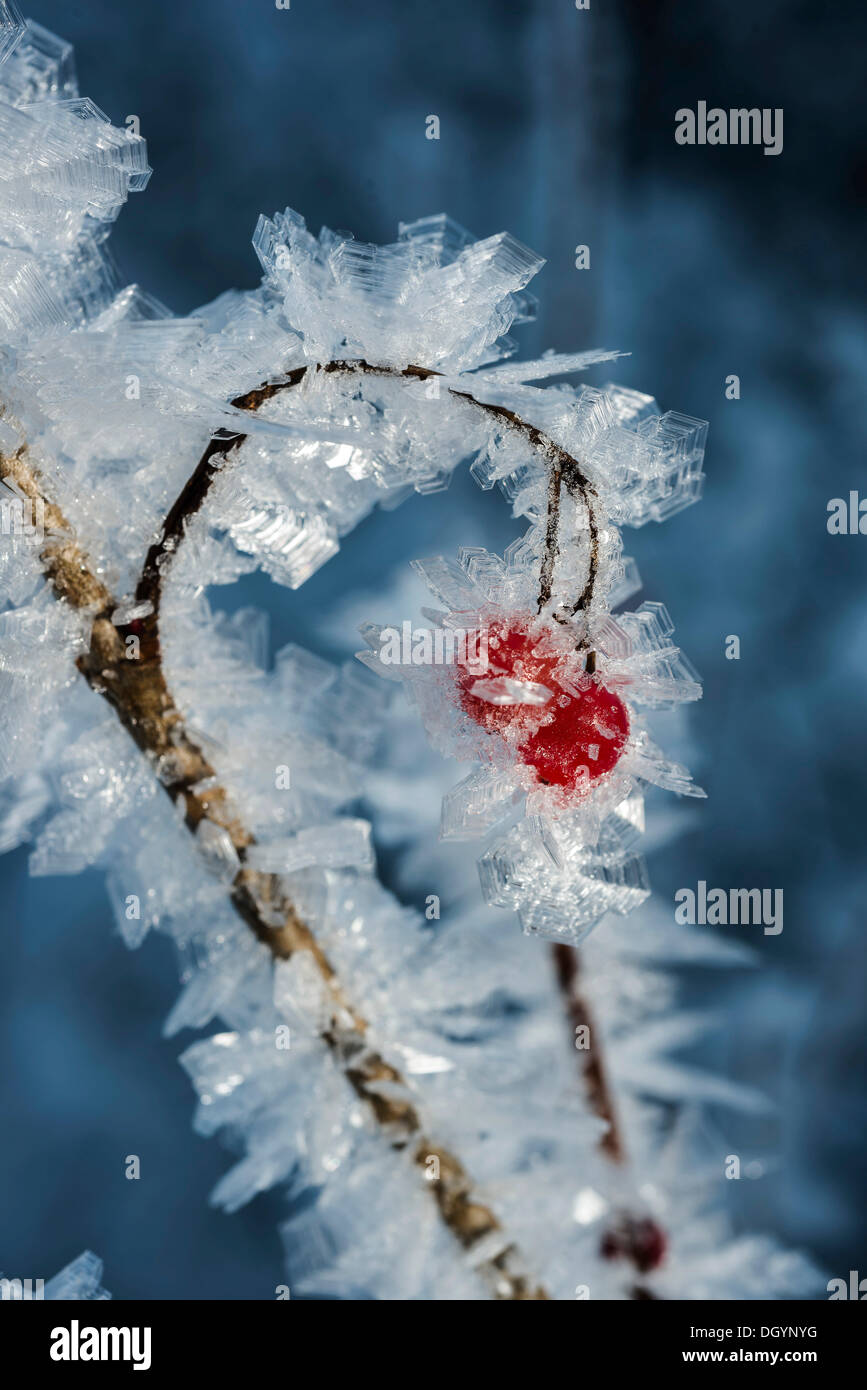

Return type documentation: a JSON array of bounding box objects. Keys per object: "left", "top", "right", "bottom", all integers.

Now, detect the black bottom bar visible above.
[{"left": 1, "top": 1298, "right": 862, "bottom": 1375}]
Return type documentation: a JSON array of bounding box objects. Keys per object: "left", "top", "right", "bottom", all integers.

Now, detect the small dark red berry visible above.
[{"left": 600, "top": 1216, "right": 667, "bottom": 1274}]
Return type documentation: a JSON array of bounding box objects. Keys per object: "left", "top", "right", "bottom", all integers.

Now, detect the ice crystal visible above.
[{"left": 43, "top": 1250, "right": 111, "bottom": 1301}]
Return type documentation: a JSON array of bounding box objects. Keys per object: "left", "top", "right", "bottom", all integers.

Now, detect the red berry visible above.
[
  {"left": 455, "top": 617, "right": 629, "bottom": 791},
  {"left": 600, "top": 1216, "right": 667, "bottom": 1274},
  {"left": 456, "top": 623, "right": 559, "bottom": 735}
]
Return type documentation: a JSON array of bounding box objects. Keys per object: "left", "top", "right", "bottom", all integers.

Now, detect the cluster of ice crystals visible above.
[
  {"left": 0, "top": 10, "right": 149, "bottom": 350},
  {"left": 0, "top": 14, "right": 818, "bottom": 1304},
  {"left": 0, "top": 16, "right": 75, "bottom": 104},
  {"left": 478, "top": 804, "right": 651, "bottom": 946},
  {"left": 0, "top": 1, "right": 24, "bottom": 66},
  {"left": 254, "top": 208, "right": 543, "bottom": 373},
  {"left": 43, "top": 1250, "right": 110, "bottom": 1301},
  {"left": 461, "top": 372, "right": 706, "bottom": 530}
]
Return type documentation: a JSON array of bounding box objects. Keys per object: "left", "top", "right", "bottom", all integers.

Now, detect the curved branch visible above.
[{"left": 136, "top": 359, "right": 602, "bottom": 621}]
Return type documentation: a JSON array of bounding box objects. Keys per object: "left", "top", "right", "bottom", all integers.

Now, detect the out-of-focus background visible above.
[{"left": 1, "top": 0, "right": 865, "bottom": 1298}]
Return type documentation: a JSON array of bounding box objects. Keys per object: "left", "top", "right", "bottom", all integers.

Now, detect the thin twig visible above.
[{"left": 552, "top": 943, "right": 625, "bottom": 1162}]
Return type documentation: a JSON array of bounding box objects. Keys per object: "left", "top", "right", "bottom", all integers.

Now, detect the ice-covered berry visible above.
[{"left": 456, "top": 617, "right": 629, "bottom": 791}]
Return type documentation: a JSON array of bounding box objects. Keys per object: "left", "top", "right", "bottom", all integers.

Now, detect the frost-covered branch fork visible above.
[{"left": 0, "top": 358, "right": 637, "bottom": 1301}]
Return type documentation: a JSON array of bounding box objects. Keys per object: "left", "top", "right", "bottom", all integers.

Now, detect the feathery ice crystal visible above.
[{"left": 0, "top": 6, "right": 820, "bottom": 1301}]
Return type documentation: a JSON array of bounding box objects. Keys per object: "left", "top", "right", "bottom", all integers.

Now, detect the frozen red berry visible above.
[
  {"left": 600, "top": 1215, "right": 667, "bottom": 1274},
  {"left": 455, "top": 617, "right": 629, "bottom": 791}
]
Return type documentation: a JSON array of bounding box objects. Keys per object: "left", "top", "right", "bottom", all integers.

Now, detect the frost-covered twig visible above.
[
  {"left": 0, "top": 358, "right": 665, "bottom": 1298},
  {"left": 553, "top": 943, "right": 624, "bottom": 1163},
  {"left": 5, "top": 377, "right": 586, "bottom": 1300},
  {"left": 2, "top": 336, "right": 692, "bottom": 1299}
]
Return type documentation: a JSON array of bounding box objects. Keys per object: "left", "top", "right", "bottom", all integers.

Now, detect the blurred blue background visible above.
[{"left": 1, "top": 0, "right": 865, "bottom": 1298}]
